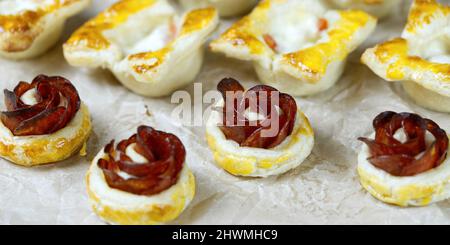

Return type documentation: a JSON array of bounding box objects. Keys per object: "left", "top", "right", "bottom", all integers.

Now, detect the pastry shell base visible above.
[
  {"left": 358, "top": 133, "right": 450, "bottom": 206},
  {"left": 206, "top": 105, "right": 315, "bottom": 177},
  {"left": 0, "top": 103, "right": 91, "bottom": 167},
  {"left": 86, "top": 149, "right": 195, "bottom": 225}
]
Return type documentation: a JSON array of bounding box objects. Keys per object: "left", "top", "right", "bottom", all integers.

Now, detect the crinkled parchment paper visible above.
[{"left": 0, "top": 0, "right": 449, "bottom": 225}]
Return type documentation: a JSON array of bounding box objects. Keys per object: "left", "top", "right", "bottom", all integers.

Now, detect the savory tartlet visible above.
[
  {"left": 63, "top": 0, "right": 219, "bottom": 97},
  {"left": 0, "top": 0, "right": 90, "bottom": 60},
  {"left": 358, "top": 111, "right": 450, "bottom": 206},
  {"left": 178, "top": 0, "right": 258, "bottom": 17},
  {"left": 0, "top": 75, "right": 92, "bottom": 166},
  {"left": 326, "top": 0, "right": 402, "bottom": 18},
  {"left": 206, "top": 78, "right": 314, "bottom": 177},
  {"left": 362, "top": 0, "right": 450, "bottom": 113},
  {"left": 210, "top": 0, "right": 377, "bottom": 96},
  {"left": 86, "top": 126, "right": 195, "bottom": 225}
]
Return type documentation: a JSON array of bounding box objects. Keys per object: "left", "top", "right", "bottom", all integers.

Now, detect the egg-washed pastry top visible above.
[
  {"left": 217, "top": 78, "right": 297, "bottom": 149},
  {"left": 97, "top": 126, "right": 186, "bottom": 196},
  {"left": 210, "top": 0, "right": 376, "bottom": 85},
  {"left": 0, "top": 0, "right": 89, "bottom": 53},
  {"left": 359, "top": 111, "right": 449, "bottom": 177},
  {"left": 63, "top": 0, "right": 219, "bottom": 97},
  {"left": 64, "top": 0, "right": 217, "bottom": 69},
  {"left": 1, "top": 75, "right": 81, "bottom": 136},
  {"left": 361, "top": 0, "right": 450, "bottom": 97}
]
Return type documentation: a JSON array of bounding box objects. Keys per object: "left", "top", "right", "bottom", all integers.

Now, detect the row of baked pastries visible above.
[
  {"left": 1, "top": 0, "right": 403, "bottom": 98},
  {"left": 0, "top": 74, "right": 194, "bottom": 224},
  {"left": 0, "top": 0, "right": 401, "bottom": 59}
]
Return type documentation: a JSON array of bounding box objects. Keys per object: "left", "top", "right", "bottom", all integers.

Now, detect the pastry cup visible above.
[
  {"left": 326, "top": 0, "right": 402, "bottom": 18},
  {"left": 86, "top": 148, "right": 195, "bottom": 225},
  {"left": 206, "top": 101, "right": 314, "bottom": 177},
  {"left": 178, "top": 0, "right": 258, "bottom": 17},
  {"left": 358, "top": 133, "right": 450, "bottom": 207},
  {"left": 362, "top": 0, "right": 450, "bottom": 112},
  {"left": 63, "top": 0, "right": 219, "bottom": 97},
  {"left": 0, "top": 0, "right": 90, "bottom": 60},
  {"left": 210, "top": 0, "right": 376, "bottom": 96},
  {"left": 0, "top": 104, "right": 91, "bottom": 167}
]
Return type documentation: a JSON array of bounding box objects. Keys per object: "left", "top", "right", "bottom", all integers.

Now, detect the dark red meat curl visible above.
[
  {"left": 217, "top": 78, "right": 297, "bottom": 149},
  {"left": 358, "top": 111, "right": 449, "bottom": 176},
  {"left": 1, "top": 75, "right": 81, "bottom": 136},
  {"left": 98, "top": 126, "right": 186, "bottom": 196}
]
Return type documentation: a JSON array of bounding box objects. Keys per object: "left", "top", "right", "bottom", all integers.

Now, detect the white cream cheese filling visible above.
[
  {"left": 266, "top": 1, "right": 324, "bottom": 54},
  {"left": 20, "top": 88, "right": 39, "bottom": 106}
]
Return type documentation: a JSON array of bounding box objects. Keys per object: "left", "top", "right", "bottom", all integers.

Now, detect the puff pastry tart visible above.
[
  {"left": 210, "top": 0, "right": 377, "bottom": 96},
  {"left": 325, "top": 0, "right": 402, "bottom": 18},
  {"left": 86, "top": 126, "right": 195, "bottom": 225},
  {"left": 358, "top": 111, "right": 450, "bottom": 206},
  {"left": 63, "top": 0, "right": 219, "bottom": 97},
  {"left": 362, "top": 0, "right": 450, "bottom": 113},
  {"left": 0, "top": 0, "right": 90, "bottom": 60},
  {"left": 0, "top": 75, "right": 92, "bottom": 167},
  {"left": 206, "top": 78, "right": 314, "bottom": 177},
  {"left": 178, "top": 0, "right": 258, "bottom": 17}
]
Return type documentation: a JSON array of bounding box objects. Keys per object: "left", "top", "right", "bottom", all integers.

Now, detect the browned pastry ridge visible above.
[
  {"left": 98, "top": 126, "right": 186, "bottom": 195},
  {"left": 217, "top": 78, "right": 297, "bottom": 149},
  {"left": 359, "top": 111, "right": 448, "bottom": 176},
  {"left": 1, "top": 74, "right": 81, "bottom": 136}
]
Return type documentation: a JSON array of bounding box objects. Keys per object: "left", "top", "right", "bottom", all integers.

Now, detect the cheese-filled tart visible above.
[
  {"left": 0, "top": 75, "right": 92, "bottom": 167},
  {"left": 210, "top": 0, "right": 377, "bottom": 96},
  {"left": 178, "top": 0, "right": 258, "bottom": 17},
  {"left": 0, "top": 0, "right": 90, "bottom": 60},
  {"left": 206, "top": 78, "right": 314, "bottom": 177},
  {"left": 358, "top": 111, "right": 450, "bottom": 206},
  {"left": 86, "top": 126, "right": 195, "bottom": 225},
  {"left": 362, "top": 0, "right": 450, "bottom": 113},
  {"left": 63, "top": 0, "right": 219, "bottom": 97},
  {"left": 325, "top": 0, "right": 402, "bottom": 18}
]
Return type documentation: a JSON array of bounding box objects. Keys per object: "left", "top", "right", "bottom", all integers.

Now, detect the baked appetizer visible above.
[
  {"left": 178, "top": 0, "right": 258, "bottom": 17},
  {"left": 358, "top": 111, "right": 450, "bottom": 206},
  {"left": 210, "top": 0, "right": 377, "bottom": 96},
  {"left": 206, "top": 78, "right": 314, "bottom": 177},
  {"left": 63, "top": 0, "right": 219, "bottom": 97},
  {"left": 0, "top": 0, "right": 90, "bottom": 60},
  {"left": 325, "top": 0, "right": 402, "bottom": 18},
  {"left": 86, "top": 126, "right": 195, "bottom": 225},
  {"left": 362, "top": 0, "right": 450, "bottom": 113},
  {"left": 0, "top": 75, "right": 92, "bottom": 167}
]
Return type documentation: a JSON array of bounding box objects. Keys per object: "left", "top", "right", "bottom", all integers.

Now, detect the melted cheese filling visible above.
[
  {"left": 390, "top": 128, "right": 435, "bottom": 160},
  {"left": 267, "top": 2, "right": 324, "bottom": 54},
  {"left": 126, "top": 21, "right": 174, "bottom": 56},
  {"left": 19, "top": 88, "right": 68, "bottom": 107},
  {"left": 20, "top": 88, "right": 39, "bottom": 105},
  {"left": 116, "top": 143, "right": 149, "bottom": 180},
  {"left": 125, "top": 143, "right": 148, "bottom": 164},
  {"left": 417, "top": 35, "right": 450, "bottom": 64}
]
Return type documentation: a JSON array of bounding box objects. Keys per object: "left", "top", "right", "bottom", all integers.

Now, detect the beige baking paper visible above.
[{"left": 0, "top": 0, "right": 449, "bottom": 224}]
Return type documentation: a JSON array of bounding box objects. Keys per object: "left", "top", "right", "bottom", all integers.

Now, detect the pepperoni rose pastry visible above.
[
  {"left": 206, "top": 78, "right": 314, "bottom": 177},
  {"left": 0, "top": 75, "right": 92, "bottom": 166},
  {"left": 357, "top": 111, "right": 450, "bottom": 206},
  {"left": 86, "top": 126, "right": 195, "bottom": 225}
]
